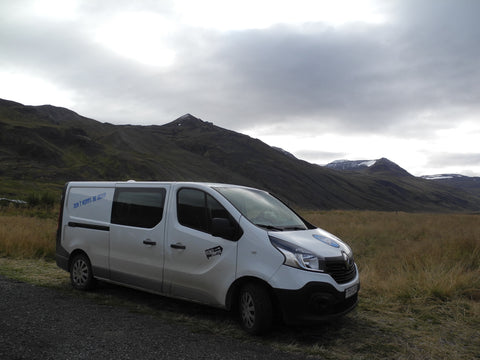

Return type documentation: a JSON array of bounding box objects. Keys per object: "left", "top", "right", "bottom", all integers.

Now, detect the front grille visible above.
[{"left": 325, "top": 258, "right": 357, "bottom": 284}]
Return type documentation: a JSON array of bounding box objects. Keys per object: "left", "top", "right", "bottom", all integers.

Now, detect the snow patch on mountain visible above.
[
  {"left": 422, "top": 174, "right": 466, "bottom": 180},
  {"left": 326, "top": 159, "right": 378, "bottom": 170},
  {"left": 359, "top": 160, "right": 376, "bottom": 167}
]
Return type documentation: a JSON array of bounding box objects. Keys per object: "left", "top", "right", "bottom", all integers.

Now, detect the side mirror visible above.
[{"left": 212, "top": 218, "right": 241, "bottom": 241}]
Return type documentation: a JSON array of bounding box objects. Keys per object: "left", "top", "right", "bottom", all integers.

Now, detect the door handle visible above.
[
  {"left": 143, "top": 240, "right": 157, "bottom": 246},
  {"left": 170, "top": 243, "right": 186, "bottom": 250}
]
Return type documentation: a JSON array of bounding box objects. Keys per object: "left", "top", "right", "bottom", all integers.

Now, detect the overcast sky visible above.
[{"left": 1, "top": 0, "right": 480, "bottom": 176}]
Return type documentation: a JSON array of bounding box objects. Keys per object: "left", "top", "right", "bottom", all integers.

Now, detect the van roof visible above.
[{"left": 65, "top": 181, "right": 255, "bottom": 190}]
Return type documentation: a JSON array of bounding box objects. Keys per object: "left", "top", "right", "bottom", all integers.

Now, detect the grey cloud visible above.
[
  {"left": 76, "top": 0, "right": 176, "bottom": 15},
  {"left": 390, "top": 0, "right": 480, "bottom": 106},
  {"left": 0, "top": 7, "right": 179, "bottom": 123},
  {"left": 2, "top": 0, "right": 480, "bottom": 141},
  {"left": 295, "top": 149, "right": 347, "bottom": 164},
  {"left": 167, "top": 6, "right": 480, "bottom": 138},
  {"left": 428, "top": 152, "right": 480, "bottom": 169}
]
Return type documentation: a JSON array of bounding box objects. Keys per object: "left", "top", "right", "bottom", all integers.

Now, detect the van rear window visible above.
[{"left": 111, "top": 188, "right": 166, "bottom": 228}]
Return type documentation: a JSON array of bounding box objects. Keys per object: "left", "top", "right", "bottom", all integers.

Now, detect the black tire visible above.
[
  {"left": 238, "top": 283, "right": 273, "bottom": 335},
  {"left": 70, "top": 253, "right": 96, "bottom": 291}
]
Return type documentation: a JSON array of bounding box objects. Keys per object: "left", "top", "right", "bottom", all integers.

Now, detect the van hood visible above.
[{"left": 269, "top": 228, "right": 352, "bottom": 259}]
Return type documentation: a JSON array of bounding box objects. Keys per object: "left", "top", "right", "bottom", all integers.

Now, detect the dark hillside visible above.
[
  {"left": 366, "top": 158, "right": 413, "bottom": 177},
  {"left": 1, "top": 99, "right": 479, "bottom": 212},
  {"left": 423, "top": 175, "right": 480, "bottom": 198}
]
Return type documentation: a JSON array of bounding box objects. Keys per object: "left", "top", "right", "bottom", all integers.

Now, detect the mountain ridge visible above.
[
  {"left": 325, "top": 158, "right": 414, "bottom": 177},
  {"left": 1, "top": 99, "right": 479, "bottom": 212}
]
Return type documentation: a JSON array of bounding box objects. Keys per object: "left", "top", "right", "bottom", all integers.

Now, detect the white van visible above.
[{"left": 56, "top": 181, "right": 359, "bottom": 334}]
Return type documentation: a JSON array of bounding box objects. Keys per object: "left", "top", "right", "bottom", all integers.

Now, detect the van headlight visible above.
[{"left": 270, "top": 236, "right": 325, "bottom": 272}]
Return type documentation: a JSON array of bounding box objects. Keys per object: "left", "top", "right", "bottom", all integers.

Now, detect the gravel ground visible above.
[{"left": 0, "top": 275, "right": 313, "bottom": 360}]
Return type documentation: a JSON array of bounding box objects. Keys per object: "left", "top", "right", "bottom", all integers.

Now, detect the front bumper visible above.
[{"left": 273, "top": 281, "right": 359, "bottom": 324}]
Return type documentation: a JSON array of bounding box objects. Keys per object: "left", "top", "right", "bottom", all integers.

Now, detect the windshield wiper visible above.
[
  {"left": 283, "top": 226, "right": 307, "bottom": 231},
  {"left": 255, "top": 224, "right": 284, "bottom": 231}
]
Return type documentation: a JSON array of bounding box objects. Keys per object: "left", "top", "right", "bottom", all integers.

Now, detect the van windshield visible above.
[{"left": 214, "top": 187, "right": 307, "bottom": 231}]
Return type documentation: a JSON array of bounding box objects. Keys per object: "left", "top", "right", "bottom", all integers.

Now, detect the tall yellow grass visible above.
[
  {"left": 303, "top": 210, "right": 480, "bottom": 302},
  {"left": 1, "top": 210, "right": 479, "bottom": 304},
  {"left": 0, "top": 215, "right": 56, "bottom": 259}
]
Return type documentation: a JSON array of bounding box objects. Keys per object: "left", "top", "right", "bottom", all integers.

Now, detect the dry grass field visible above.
[
  {"left": 305, "top": 210, "right": 480, "bottom": 303},
  {"left": 0, "top": 214, "right": 56, "bottom": 259},
  {"left": 0, "top": 207, "right": 479, "bottom": 359}
]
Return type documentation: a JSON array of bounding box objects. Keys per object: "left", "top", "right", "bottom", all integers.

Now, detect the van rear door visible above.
[
  {"left": 61, "top": 184, "right": 114, "bottom": 278},
  {"left": 109, "top": 184, "right": 169, "bottom": 292}
]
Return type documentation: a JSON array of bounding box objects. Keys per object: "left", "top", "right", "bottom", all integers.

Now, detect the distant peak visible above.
[
  {"left": 176, "top": 113, "right": 198, "bottom": 121},
  {"left": 325, "top": 159, "right": 378, "bottom": 170},
  {"left": 368, "top": 158, "right": 412, "bottom": 177},
  {"left": 169, "top": 114, "right": 214, "bottom": 128},
  {"left": 325, "top": 157, "right": 412, "bottom": 177}
]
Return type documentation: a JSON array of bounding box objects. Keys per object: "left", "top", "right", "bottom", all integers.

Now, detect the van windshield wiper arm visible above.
[
  {"left": 283, "top": 226, "right": 307, "bottom": 231},
  {"left": 255, "top": 224, "right": 284, "bottom": 231}
]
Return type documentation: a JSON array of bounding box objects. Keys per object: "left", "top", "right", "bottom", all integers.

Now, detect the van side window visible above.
[
  {"left": 177, "top": 188, "right": 233, "bottom": 234},
  {"left": 111, "top": 188, "right": 166, "bottom": 228}
]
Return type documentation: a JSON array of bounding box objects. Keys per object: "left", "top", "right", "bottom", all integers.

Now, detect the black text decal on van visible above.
[
  {"left": 205, "top": 246, "right": 223, "bottom": 259},
  {"left": 73, "top": 192, "right": 107, "bottom": 209}
]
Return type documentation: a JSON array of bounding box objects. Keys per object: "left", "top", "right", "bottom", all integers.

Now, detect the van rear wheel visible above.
[
  {"left": 239, "top": 283, "right": 273, "bottom": 335},
  {"left": 70, "top": 253, "right": 96, "bottom": 291}
]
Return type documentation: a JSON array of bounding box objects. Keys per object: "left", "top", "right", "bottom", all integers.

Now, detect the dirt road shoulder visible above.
[{"left": 0, "top": 275, "right": 311, "bottom": 360}]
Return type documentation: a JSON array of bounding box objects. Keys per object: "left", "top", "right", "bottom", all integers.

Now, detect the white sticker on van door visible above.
[{"left": 205, "top": 246, "right": 223, "bottom": 259}]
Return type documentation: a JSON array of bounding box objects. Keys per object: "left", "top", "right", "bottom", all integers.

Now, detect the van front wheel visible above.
[
  {"left": 70, "top": 253, "right": 96, "bottom": 291},
  {"left": 239, "top": 283, "right": 273, "bottom": 335}
]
